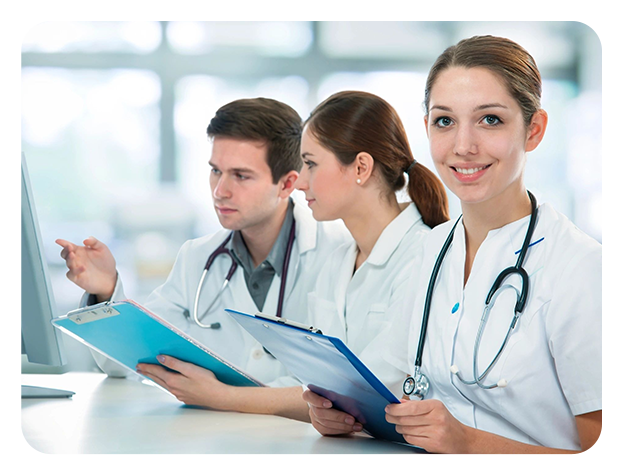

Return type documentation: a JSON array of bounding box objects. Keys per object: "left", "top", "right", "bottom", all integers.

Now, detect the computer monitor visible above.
[{"left": 21, "top": 153, "right": 73, "bottom": 398}]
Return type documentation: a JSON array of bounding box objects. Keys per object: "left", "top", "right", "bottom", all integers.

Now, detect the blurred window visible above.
[
  {"left": 22, "top": 67, "right": 161, "bottom": 223},
  {"left": 22, "top": 21, "right": 162, "bottom": 53},
  {"left": 166, "top": 21, "right": 313, "bottom": 57},
  {"left": 319, "top": 22, "right": 446, "bottom": 60}
]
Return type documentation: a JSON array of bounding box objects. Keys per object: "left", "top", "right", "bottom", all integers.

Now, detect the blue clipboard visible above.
[
  {"left": 52, "top": 300, "right": 263, "bottom": 388},
  {"left": 225, "top": 308, "right": 408, "bottom": 445}
]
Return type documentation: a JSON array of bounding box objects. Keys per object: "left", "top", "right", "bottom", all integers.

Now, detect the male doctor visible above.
[{"left": 57, "top": 98, "right": 350, "bottom": 420}]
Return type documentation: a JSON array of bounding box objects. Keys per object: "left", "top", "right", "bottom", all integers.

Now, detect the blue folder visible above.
[
  {"left": 225, "top": 308, "right": 408, "bottom": 445},
  {"left": 52, "top": 300, "right": 263, "bottom": 388}
]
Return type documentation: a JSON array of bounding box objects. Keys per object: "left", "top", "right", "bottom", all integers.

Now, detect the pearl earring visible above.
[{"left": 356, "top": 178, "right": 362, "bottom": 184}]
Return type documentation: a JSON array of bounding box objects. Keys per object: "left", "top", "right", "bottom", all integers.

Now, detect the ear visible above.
[
  {"left": 354, "top": 152, "right": 374, "bottom": 185},
  {"left": 424, "top": 115, "right": 430, "bottom": 139},
  {"left": 525, "top": 109, "right": 548, "bottom": 152},
  {"left": 277, "top": 170, "right": 299, "bottom": 199}
]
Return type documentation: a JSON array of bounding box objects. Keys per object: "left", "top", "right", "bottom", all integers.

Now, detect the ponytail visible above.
[
  {"left": 406, "top": 162, "right": 449, "bottom": 228},
  {"left": 305, "top": 90, "right": 450, "bottom": 228}
]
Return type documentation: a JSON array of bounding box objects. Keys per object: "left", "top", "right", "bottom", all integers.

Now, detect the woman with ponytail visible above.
[{"left": 296, "top": 90, "right": 449, "bottom": 433}]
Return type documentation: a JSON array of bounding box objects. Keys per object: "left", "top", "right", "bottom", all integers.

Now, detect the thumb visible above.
[{"left": 83, "top": 236, "right": 103, "bottom": 249}]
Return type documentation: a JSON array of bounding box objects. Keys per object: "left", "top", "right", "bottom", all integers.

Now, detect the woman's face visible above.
[
  {"left": 296, "top": 126, "right": 357, "bottom": 221},
  {"left": 425, "top": 66, "right": 535, "bottom": 207}
]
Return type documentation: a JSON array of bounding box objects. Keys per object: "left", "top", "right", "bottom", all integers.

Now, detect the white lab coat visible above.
[
  {"left": 88, "top": 201, "right": 352, "bottom": 385},
  {"left": 307, "top": 203, "right": 430, "bottom": 396},
  {"left": 382, "top": 203, "right": 602, "bottom": 450}
]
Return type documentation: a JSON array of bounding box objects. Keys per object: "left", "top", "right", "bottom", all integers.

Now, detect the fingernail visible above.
[
  {"left": 353, "top": 423, "right": 363, "bottom": 432},
  {"left": 157, "top": 355, "right": 165, "bottom": 363},
  {"left": 323, "top": 401, "right": 332, "bottom": 408},
  {"left": 345, "top": 416, "right": 355, "bottom": 425}
]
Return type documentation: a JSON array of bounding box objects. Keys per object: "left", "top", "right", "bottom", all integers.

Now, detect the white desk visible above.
[{"left": 21, "top": 372, "right": 421, "bottom": 454}]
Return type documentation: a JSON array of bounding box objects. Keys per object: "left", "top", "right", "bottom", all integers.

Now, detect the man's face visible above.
[{"left": 209, "top": 137, "right": 284, "bottom": 233}]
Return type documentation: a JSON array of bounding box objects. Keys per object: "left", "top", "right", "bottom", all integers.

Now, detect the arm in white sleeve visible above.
[{"left": 545, "top": 246, "right": 602, "bottom": 415}]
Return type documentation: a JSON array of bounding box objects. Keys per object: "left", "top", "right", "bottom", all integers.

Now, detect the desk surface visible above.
[{"left": 21, "top": 372, "right": 420, "bottom": 454}]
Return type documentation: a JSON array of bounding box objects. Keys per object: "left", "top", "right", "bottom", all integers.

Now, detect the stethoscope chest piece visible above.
[{"left": 402, "top": 368, "right": 430, "bottom": 400}]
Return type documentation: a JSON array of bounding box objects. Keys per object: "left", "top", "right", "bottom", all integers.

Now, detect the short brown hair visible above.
[
  {"left": 424, "top": 35, "right": 542, "bottom": 126},
  {"left": 207, "top": 98, "right": 303, "bottom": 183},
  {"left": 305, "top": 91, "right": 449, "bottom": 228}
]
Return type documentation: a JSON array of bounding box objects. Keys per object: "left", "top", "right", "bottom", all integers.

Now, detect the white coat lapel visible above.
[{"left": 226, "top": 265, "right": 259, "bottom": 315}]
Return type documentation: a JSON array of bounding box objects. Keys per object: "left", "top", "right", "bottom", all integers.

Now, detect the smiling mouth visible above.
[{"left": 451, "top": 164, "right": 492, "bottom": 175}]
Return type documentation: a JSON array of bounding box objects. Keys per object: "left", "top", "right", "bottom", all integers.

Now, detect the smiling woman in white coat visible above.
[
  {"left": 306, "top": 36, "right": 602, "bottom": 453},
  {"left": 297, "top": 90, "right": 450, "bottom": 434}
]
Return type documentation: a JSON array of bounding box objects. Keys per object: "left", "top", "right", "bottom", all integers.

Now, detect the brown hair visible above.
[
  {"left": 207, "top": 97, "right": 303, "bottom": 183},
  {"left": 424, "top": 35, "right": 542, "bottom": 126},
  {"left": 305, "top": 91, "right": 449, "bottom": 228}
]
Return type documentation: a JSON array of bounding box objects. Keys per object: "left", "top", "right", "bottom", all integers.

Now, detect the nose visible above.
[
  {"left": 453, "top": 124, "right": 478, "bottom": 156},
  {"left": 295, "top": 166, "right": 309, "bottom": 191},
  {"left": 212, "top": 174, "right": 232, "bottom": 200}
]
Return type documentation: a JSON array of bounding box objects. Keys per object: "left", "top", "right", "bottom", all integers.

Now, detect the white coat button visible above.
[{"left": 252, "top": 348, "right": 264, "bottom": 360}]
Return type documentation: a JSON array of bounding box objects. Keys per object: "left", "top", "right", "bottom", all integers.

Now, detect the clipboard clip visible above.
[
  {"left": 255, "top": 312, "right": 323, "bottom": 334},
  {"left": 67, "top": 300, "right": 119, "bottom": 324}
]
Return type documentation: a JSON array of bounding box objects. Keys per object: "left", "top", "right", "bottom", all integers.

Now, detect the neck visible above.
[
  {"left": 462, "top": 184, "right": 532, "bottom": 245},
  {"left": 240, "top": 200, "right": 289, "bottom": 268},
  {"left": 460, "top": 182, "right": 532, "bottom": 284},
  {"left": 342, "top": 192, "right": 402, "bottom": 271}
]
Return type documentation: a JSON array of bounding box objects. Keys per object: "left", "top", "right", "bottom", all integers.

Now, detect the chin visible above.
[{"left": 216, "top": 215, "right": 242, "bottom": 231}]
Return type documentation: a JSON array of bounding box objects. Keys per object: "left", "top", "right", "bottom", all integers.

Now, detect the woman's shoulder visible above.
[
  {"left": 536, "top": 203, "right": 601, "bottom": 290},
  {"left": 538, "top": 203, "right": 601, "bottom": 260}
]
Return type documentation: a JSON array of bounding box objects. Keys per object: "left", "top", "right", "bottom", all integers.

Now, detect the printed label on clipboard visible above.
[{"left": 67, "top": 302, "right": 120, "bottom": 324}]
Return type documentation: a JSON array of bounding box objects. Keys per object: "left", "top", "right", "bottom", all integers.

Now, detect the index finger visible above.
[
  {"left": 156, "top": 355, "right": 199, "bottom": 376},
  {"left": 302, "top": 389, "right": 333, "bottom": 409},
  {"left": 55, "top": 238, "right": 76, "bottom": 251}
]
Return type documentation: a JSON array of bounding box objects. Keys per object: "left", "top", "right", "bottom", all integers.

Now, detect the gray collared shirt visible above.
[{"left": 229, "top": 199, "right": 294, "bottom": 312}]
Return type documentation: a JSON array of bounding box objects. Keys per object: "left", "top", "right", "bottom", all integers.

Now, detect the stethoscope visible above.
[
  {"left": 403, "top": 191, "right": 538, "bottom": 399},
  {"left": 185, "top": 219, "right": 296, "bottom": 329}
]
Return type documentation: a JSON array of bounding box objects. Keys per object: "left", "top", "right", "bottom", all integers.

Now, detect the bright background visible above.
[{"left": 21, "top": 21, "right": 601, "bottom": 370}]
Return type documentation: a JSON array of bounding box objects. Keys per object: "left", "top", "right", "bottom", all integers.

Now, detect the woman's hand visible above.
[
  {"left": 136, "top": 355, "right": 233, "bottom": 409},
  {"left": 385, "top": 398, "right": 471, "bottom": 453},
  {"left": 302, "top": 389, "right": 363, "bottom": 436}
]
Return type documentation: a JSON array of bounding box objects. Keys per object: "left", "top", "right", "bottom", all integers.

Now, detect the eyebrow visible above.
[
  {"left": 474, "top": 103, "right": 508, "bottom": 111},
  {"left": 301, "top": 152, "right": 314, "bottom": 159},
  {"left": 209, "top": 161, "right": 256, "bottom": 174},
  {"left": 430, "top": 103, "right": 509, "bottom": 113}
]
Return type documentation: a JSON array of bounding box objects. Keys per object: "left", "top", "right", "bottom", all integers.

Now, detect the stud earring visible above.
[{"left": 356, "top": 178, "right": 362, "bottom": 184}]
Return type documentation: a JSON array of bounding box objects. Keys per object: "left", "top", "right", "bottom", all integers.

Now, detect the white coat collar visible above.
[{"left": 366, "top": 203, "right": 424, "bottom": 266}]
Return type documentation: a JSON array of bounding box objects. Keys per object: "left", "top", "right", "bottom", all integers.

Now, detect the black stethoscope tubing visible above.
[
  {"left": 191, "top": 218, "right": 296, "bottom": 328},
  {"left": 405, "top": 191, "right": 538, "bottom": 398}
]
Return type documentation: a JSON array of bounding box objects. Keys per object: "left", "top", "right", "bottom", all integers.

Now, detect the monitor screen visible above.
[{"left": 21, "top": 152, "right": 67, "bottom": 367}]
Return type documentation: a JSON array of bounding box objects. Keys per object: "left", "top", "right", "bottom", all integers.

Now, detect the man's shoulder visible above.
[{"left": 179, "top": 228, "right": 232, "bottom": 256}]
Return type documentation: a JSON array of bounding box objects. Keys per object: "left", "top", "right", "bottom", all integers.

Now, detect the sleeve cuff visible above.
[
  {"left": 80, "top": 272, "right": 125, "bottom": 307},
  {"left": 571, "top": 398, "right": 602, "bottom": 416}
]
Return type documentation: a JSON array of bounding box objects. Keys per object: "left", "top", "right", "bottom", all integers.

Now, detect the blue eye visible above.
[
  {"left": 434, "top": 117, "right": 453, "bottom": 128},
  {"left": 235, "top": 173, "right": 248, "bottom": 180},
  {"left": 210, "top": 168, "right": 221, "bottom": 175},
  {"left": 303, "top": 160, "right": 316, "bottom": 169},
  {"left": 483, "top": 115, "right": 502, "bottom": 126}
]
